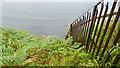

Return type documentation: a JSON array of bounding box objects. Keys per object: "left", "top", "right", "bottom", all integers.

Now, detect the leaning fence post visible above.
[
  {"left": 85, "top": 5, "right": 97, "bottom": 52},
  {"left": 93, "top": 3, "right": 109, "bottom": 58},
  {"left": 89, "top": 3, "right": 104, "bottom": 53},
  {"left": 70, "top": 24, "right": 72, "bottom": 36},
  {"left": 99, "top": 6, "right": 120, "bottom": 62}
]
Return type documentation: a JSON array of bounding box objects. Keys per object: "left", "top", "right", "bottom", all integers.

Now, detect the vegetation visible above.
[
  {"left": 66, "top": 20, "right": 120, "bottom": 67},
  {"left": 0, "top": 21, "right": 119, "bottom": 67},
  {"left": 93, "top": 21, "right": 120, "bottom": 66},
  {"left": 0, "top": 27, "right": 98, "bottom": 66}
]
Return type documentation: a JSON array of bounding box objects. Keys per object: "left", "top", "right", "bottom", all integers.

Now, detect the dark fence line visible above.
[{"left": 66, "top": 0, "right": 120, "bottom": 67}]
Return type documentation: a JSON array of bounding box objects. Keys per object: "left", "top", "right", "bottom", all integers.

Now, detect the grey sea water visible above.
[{"left": 1, "top": 2, "right": 95, "bottom": 39}]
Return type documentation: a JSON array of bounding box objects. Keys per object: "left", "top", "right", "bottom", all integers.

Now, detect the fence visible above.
[{"left": 66, "top": 0, "right": 120, "bottom": 67}]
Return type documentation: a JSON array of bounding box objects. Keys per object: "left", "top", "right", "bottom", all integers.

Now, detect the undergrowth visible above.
[
  {"left": 0, "top": 27, "right": 98, "bottom": 66},
  {"left": 66, "top": 20, "right": 120, "bottom": 67}
]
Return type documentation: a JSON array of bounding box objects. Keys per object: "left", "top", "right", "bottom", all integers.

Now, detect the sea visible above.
[{"left": 1, "top": 2, "right": 95, "bottom": 39}]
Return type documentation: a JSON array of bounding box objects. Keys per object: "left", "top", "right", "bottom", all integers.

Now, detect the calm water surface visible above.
[{"left": 2, "top": 2, "right": 95, "bottom": 39}]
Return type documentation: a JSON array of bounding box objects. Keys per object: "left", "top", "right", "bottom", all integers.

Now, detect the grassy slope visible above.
[{"left": 0, "top": 27, "right": 98, "bottom": 66}]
